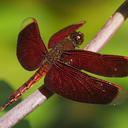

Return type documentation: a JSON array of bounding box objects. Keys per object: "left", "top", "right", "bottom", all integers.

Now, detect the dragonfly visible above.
[{"left": 1, "top": 18, "right": 128, "bottom": 110}]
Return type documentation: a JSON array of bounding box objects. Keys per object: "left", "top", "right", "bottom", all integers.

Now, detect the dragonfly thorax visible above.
[
  {"left": 45, "top": 43, "right": 64, "bottom": 64},
  {"left": 45, "top": 32, "right": 84, "bottom": 64}
]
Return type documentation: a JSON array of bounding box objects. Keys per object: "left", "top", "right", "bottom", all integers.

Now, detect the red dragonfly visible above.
[{"left": 1, "top": 18, "right": 128, "bottom": 110}]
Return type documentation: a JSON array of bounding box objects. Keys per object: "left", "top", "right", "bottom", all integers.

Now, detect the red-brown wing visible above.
[
  {"left": 17, "top": 18, "right": 48, "bottom": 71},
  {"left": 44, "top": 61, "right": 119, "bottom": 104},
  {"left": 48, "top": 21, "right": 85, "bottom": 49},
  {"left": 62, "top": 50, "right": 128, "bottom": 77}
]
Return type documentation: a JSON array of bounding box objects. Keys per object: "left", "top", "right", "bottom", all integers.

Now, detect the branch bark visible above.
[{"left": 0, "top": 1, "right": 128, "bottom": 128}]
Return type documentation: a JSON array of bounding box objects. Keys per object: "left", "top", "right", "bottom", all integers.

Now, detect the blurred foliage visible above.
[{"left": 0, "top": 0, "right": 128, "bottom": 128}]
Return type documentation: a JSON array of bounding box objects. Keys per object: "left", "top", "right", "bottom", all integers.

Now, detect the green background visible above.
[{"left": 0, "top": 0, "right": 128, "bottom": 128}]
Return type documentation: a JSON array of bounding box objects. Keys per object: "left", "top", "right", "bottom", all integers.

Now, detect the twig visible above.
[
  {"left": 0, "top": 1, "right": 128, "bottom": 128},
  {"left": 85, "top": 0, "right": 128, "bottom": 52}
]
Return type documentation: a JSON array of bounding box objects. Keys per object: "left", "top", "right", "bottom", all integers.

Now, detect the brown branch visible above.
[{"left": 0, "top": 1, "right": 128, "bottom": 128}]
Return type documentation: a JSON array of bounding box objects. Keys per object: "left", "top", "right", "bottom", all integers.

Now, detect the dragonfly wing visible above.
[
  {"left": 62, "top": 50, "right": 128, "bottom": 77},
  {"left": 44, "top": 61, "right": 119, "bottom": 104},
  {"left": 17, "top": 18, "right": 48, "bottom": 71},
  {"left": 48, "top": 21, "right": 85, "bottom": 49}
]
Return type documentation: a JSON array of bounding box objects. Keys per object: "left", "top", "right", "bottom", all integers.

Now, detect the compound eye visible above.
[
  {"left": 75, "top": 35, "right": 81, "bottom": 41},
  {"left": 70, "top": 32, "right": 84, "bottom": 46}
]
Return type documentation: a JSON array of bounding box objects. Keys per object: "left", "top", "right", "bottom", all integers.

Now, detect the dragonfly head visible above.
[{"left": 70, "top": 32, "right": 84, "bottom": 47}]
